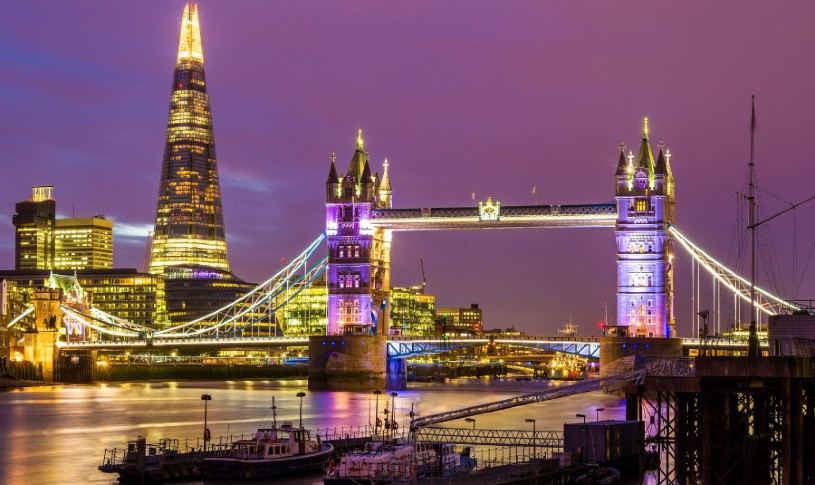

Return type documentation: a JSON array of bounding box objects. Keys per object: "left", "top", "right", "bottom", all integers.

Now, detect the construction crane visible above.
[{"left": 420, "top": 256, "right": 427, "bottom": 292}]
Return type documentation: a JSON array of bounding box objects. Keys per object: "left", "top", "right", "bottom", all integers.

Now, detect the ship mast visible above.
[{"left": 747, "top": 96, "right": 759, "bottom": 358}]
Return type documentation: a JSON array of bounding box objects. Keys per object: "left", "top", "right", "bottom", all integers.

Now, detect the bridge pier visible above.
[
  {"left": 599, "top": 336, "right": 683, "bottom": 376},
  {"left": 308, "top": 335, "right": 387, "bottom": 391},
  {"left": 386, "top": 357, "right": 407, "bottom": 390}
]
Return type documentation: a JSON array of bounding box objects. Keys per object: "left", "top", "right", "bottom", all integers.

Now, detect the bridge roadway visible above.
[{"left": 59, "top": 335, "right": 761, "bottom": 357}]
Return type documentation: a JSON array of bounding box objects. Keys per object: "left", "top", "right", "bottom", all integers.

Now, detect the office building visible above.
[{"left": 54, "top": 217, "right": 113, "bottom": 270}]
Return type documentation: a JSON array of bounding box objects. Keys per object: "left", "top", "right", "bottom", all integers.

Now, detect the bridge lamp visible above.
[
  {"left": 465, "top": 417, "right": 476, "bottom": 430},
  {"left": 525, "top": 419, "right": 536, "bottom": 459},
  {"left": 575, "top": 413, "right": 586, "bottom": 425},
  {"left": 296, "top": 391, "right": 307, "bottom": 428},
  {"left": 201, "top": 394, "right": 212, "bottom": 452},
  {"left": 595, "top": 407, "right": 605, "bottom": 422}
]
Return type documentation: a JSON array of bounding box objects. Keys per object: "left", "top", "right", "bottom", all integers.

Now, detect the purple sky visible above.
[{"left": 2, "top": 1, "right": 815, "bottom": 336}]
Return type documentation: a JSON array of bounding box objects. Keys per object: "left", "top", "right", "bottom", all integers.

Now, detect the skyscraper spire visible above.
[
  {"left": 177, "top": 2, "right": 204, "bottom": 64},
  {"left": 149, "top": 2, "right": 229, "bottom": 275}
]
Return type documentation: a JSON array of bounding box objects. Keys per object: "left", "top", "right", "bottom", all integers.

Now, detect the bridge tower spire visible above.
[
  {"left": 325, "top": 131, "right": 392, "bottom": 335},
  {"left": 614, "top": 118, "right": 675, "bottom": 338}
]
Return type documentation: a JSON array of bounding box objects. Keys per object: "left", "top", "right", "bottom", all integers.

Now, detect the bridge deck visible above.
[{"left": 370, "top": 204, "right": 617, "bottom": 230}]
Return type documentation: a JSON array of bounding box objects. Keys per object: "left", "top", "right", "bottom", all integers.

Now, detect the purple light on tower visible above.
[
  {"left": 614, "top": 118, "right": 676, "bottom": 338},
  {"left": 325, "top": 131, "right": 393, "bottom": 335}
]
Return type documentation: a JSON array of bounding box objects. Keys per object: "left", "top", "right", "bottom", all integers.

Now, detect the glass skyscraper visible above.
[{"left": 149, "top": 2, "right": 230, "bottom": 275}]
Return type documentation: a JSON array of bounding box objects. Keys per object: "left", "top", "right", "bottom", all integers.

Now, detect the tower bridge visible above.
[{"left": 6, "top": 120, "right": 793, "bottom": 388}]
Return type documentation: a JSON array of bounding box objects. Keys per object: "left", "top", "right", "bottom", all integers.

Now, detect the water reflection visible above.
[{"left": 0, "top": 378, "right": 625, "bottom": 485}]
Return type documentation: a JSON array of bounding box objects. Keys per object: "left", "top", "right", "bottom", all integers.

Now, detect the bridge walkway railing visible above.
[{"left": 411, "top": 371, "right": 644, "bottom": 428}]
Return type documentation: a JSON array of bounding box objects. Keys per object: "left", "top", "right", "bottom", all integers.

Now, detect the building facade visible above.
[
  {"left": 13, "top": 186, "right": 56, "bottom": 271},
  {"left": 390, "top": 285, "right": 436, "bottom": 336},
  {"left": 325, "top": 131, "right": 392, "bottom": 335},
  {"left": 614, "top": 118, "right": 675, "bottom": 338},
  {"left": 149, "top": 2, "right": 230, "bottom": 275},
  {"left": 436, "top": 304, "right": 483, "bottom": 337},
  {"left": 0, "top": 270, "right": 166, "bottom": 329},
  {"left": 54, "top": 217, "right": 113, "bottom": 270},
  {"left": 277, "top": 275, "right": 329, "bottom": 336},
  {"left": 13, "top": 187, "right": 114, "bottom": 271}
]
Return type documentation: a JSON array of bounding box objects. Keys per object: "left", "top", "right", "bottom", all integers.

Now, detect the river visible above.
[{"left": 0, "top": 377, "right": 629, "bottom": 485}]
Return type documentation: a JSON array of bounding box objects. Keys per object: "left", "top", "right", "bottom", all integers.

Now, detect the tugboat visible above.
[{"left": 203, "top": 397, "right": 333, "bottom": 480}]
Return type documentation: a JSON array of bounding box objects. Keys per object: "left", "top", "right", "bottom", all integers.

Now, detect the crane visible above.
[{"left": 420, "top": 256, "right": 427, "bottom": 292}]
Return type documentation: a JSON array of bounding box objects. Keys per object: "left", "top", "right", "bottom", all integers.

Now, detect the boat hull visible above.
[{"left": 204, "top": 444, "right": 333, "bottom": 480}]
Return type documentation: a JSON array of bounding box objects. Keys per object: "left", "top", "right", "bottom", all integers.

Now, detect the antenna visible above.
[{"left": 142, "top": 231, "right": 153, "bottom": 273}]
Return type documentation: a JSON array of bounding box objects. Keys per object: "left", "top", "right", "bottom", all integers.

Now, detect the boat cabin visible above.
[{"left": 229, "top": 423, "right": 320, "bottom": 459}]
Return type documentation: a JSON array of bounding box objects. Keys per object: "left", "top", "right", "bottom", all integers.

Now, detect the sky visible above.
[{"left": 2, "top": 1, "right": 815, "bottom": 337}]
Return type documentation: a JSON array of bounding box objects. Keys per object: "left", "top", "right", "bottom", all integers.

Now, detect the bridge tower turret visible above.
[
  {"left": 614, "top": 118, "right": 675, "bottom": 338},
  {"left": 325, "top": 130, "right": 392, "bottom": 336}
]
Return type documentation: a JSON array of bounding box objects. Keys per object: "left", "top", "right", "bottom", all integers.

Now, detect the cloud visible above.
[{"left": 112, "top": 221, "right": 154, "bottom": 246}]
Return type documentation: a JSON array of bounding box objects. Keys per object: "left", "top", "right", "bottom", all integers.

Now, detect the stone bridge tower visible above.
[
  {"left": 324, "top": 130, "right": 392, "bottom": 336},
  {"left": 614, "top": 118, "right": 675, "bottom": 338}
]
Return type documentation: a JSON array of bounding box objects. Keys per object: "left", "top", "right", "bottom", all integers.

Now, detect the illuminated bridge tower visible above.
[
  {"left": 149, "top": 2, "right": 230, "bottom": 275},
  {"left": 310, "top": 131, "right": 393, "bottom": 390},
  {"left": 614, "top": 118, "right": 675, "bottom": 338},
  {"left": 324, "top": 130, "right": 392, "bottom": 336}
]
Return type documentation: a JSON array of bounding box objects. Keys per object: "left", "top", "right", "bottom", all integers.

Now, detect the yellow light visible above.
[
  {"left": 356, "top": 129, "right": 364, "bottom": 149},
  {"left": 643, "top": 116, "right": 649, "bottom": 137},
  {"left": 177, "top": 2, "right": 204, "bottom": 63}
]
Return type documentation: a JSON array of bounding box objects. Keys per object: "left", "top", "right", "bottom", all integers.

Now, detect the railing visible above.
[
  {"left": 412, "top": 371, "right": 644, "bottom": 428},
  {"left": 417, "top": 426, "right": 563, "bottom": 449}
]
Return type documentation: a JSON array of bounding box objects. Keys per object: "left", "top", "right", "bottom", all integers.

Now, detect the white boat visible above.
[{"left": 324, "top": 440, "right": 473, "bottom": 484}]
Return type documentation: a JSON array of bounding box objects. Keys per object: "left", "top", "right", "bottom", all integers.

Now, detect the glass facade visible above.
[
  {"left": 164, "top": 265, "right": 255, "bottom": 325},
  {"left": 390, "top": 285, "right": 436, "bottom": 336},
  {"left": 277, "top": 275, "right": 328, "bottom": 336},
  {"left": 0, "top": 270, "right": 166, "bottom": 329},
  {"left": 149, "top": 2, "right": 230, "bottom": 275},
  {"left": 54, "top": 217, "right": 113, "bottom": 270},
  {"left": 13, "top": 187, "right": 56, "bottom": 271}
]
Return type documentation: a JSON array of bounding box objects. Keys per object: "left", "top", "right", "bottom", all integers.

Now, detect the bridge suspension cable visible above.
[
  {"left": 669, "top": 225, "right": 802, "bottom": 316},
  {"left": 154, "top": 233, "right": 327, "bottom": 338}
]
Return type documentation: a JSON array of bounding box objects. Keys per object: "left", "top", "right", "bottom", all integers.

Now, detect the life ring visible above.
[
  {"left": 376, "top": 418, "right": 383, "bottom": 427},
  {"left": 327, "top": 459, "right": 335, "bottom": 475},
  {"left": 392, "top": 421, "right": 398, "bottom": 430},
  {"left": 204, "top": 428, "right": 211, "bottom": 441}
]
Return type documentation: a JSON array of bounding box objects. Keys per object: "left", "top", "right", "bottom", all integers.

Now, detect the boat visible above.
[
  {"left": 574, "top": 464, "right": 621, "bottom": 484},
  {"left": 203, "top": 397, "right": 333, "bottom": 480},
  {"left": 324, "top": 439, "right": 475, "bottom": 484}
]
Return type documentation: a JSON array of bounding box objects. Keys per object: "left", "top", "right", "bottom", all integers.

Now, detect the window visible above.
[{"left": 636, "top": 199, "right": 647, "bottom": 212}]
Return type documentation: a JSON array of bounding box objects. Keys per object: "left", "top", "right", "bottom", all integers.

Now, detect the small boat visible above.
[
  {"left": 324, "top": 440, "right": 474, "bottom": 484},
  {"left": 203, "top": 397, "right": 333, "bottom": 480},
  {"left": 575, "top": 464, "right": 621, "bottom": 484}
]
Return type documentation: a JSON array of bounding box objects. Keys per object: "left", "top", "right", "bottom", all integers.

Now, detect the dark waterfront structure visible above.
[
  {"left": 149, "top": 1, "right": 230, "bottom": 275},
  {"left": 625, "top": 356, "right": 815, "bottom": 485}
]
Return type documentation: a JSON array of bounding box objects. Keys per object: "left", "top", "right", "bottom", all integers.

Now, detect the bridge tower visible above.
[
  {"left": 324, "top": 130, "right": 392, "bottom": 336},
  {"left": 311, "top": 131, "right": 394, "bottom": 390},
  {"left": 614, "top": 118, "right": 675, "bottom": 338}
]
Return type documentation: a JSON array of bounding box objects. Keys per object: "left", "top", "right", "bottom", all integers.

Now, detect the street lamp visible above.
[
  {"left": 525, "top": 418, "right": 536, "bottom": 459},
  {"left": 575, "top": 413, "right": 586, "bottom": 464},
  {"left": 465, "top": 417, "right": 476, "bottom": 430},
  {"left": 373, "top": 390, "right": 382, "bottom": 434},
  {"left": 201, "top": 394, "right": 212, "bottom": 452},
  {"left": 595, "top": 407, "right": 605, "bottom": 422},
  {"left": 296, "top": 391, "right": 306, "bottom": 428},
  {"left": 390, "top": 392, "right": 398, "bottom": 438}
]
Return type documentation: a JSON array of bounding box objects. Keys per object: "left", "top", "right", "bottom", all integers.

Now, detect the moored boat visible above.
[{"left": 203, "top": 423, "right": 333, "bottom": 480}]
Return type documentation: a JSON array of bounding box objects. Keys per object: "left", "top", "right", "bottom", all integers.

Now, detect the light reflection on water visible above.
[{"left": 0, "top": 378, "right": 628, "bottom": 485}]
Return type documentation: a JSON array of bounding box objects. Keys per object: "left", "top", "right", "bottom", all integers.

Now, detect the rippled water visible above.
[{"left": 0, "top": 378, "right": 627, "bottom": 485}]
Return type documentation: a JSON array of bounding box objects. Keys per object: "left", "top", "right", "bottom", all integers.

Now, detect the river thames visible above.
[{"left": 0, "top": 378, "right": 627, "bottom": 484}]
